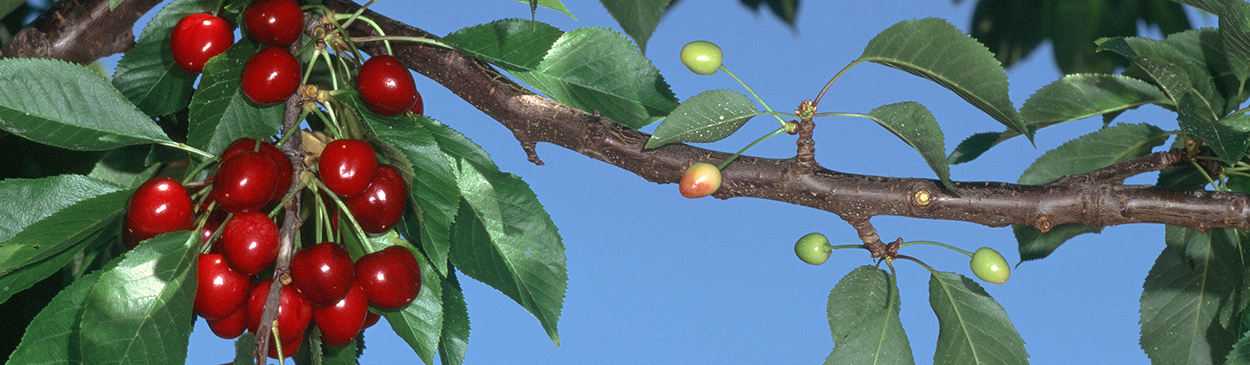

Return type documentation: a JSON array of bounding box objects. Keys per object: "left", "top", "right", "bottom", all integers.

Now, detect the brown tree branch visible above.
[
  {"left": 322, "top": 0, "right": 1250, "bottom": 234},
  {"left": 0, "top": 0, "right": 162, "bottom": 63}
]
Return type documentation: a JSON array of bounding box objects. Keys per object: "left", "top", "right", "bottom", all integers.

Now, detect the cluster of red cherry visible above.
[
  {"left": 121, "top": 136, "right": 419, "bottom": 358},
  {"left": 168, "top": 0, "right": 423, "bottom": 114}
]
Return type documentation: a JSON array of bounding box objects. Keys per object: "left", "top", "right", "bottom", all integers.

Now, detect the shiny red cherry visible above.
[
  {"left": 243, "top": 0, "right": 304, "bottom": 46},
  {"left": 214, "top": 151, "right": 280, "bottom": 214},
  {"left": 354, "top": 246, "right": 421, "bottom": 309},
  {"left": 219, "top": 212, "right": 280, "bottom": 275},
  {"left": 289, "top": 242, "right": 355, "bottom": 306},
  {"left": 207, "top": 305, "right": 248, "bottom": 339},
  {"left": 317, "top": 139, "right": 377, "bottom": 198},
  {"left": 357, "top": 55, "right": 418, "bottom": 115},
  {"left": 124, "top": 177, "right": 194, "bottom": 248},
  {"left": 170, "top": 13, "right": 234, "bottom": 74},
  {"left": 313, "top": 281, "right": 368, "bottom": 346},
  {"left": 241, "top": 47, "right": 301, "bottom": 105},
  {"left": 194, "top": 253, "right": 251, "bottom": 320},
  {"left": 221, "top": 138, "right": 293, "bottom": 203},
  {"left": 246, "top": 279, "right": 312, "bottom": 344},
  {"left": 345, "top": 164, "right": 407, "bottom": 233}
]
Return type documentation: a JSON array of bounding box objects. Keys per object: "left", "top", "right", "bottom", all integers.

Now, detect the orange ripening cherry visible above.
[{"left": 678, "top": 162, "right": 721, "bottom": 198}]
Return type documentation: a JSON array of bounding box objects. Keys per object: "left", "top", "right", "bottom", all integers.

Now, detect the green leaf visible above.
[
  {"left": 444, "top": 19, "right": 564, "bottom": 72},
  {"left": 79, "top": 231, "right": 197, "bottom": 365},
  {"left": 947, "top": 131, "right": 1010, "bottom": 165},
  {"left": 928, "top": 271, "right": 1028, "bottom": 365},
  {"left": 1013, "top": 223, "right": 1103, "bottom": 263},
  {"left": 88, "top": 145, "right": 162, "bottom": 189},
  {"left": 232, "top": 333, "right": 255, "bottom": 365},
  {"left": 361, "top": 109, "right": 460, "bottom": 276},
  {"left": 506, "top": 0, "right": 575, "bottom": 18},
  {"left": 187, "top": 40, "right": 283, "bottom": 157},
  {"left": 0, "top": 175, "right": 122, "bottom": 243},
  {"left": 598, "top": 0, "right": 670, "bottom": 53},
  {"left": 824, "top": 266, "right": 914, "bottom": 364},
  {"left": 1096, "top": 37, "right": 1221, "bottom": 108},
  {"left": 0, "top": 188, "right": 129, "bottom": 304},
  {"left": 111, "top": 0, "right": 210, "bottom": 117},
  {"left": 858, "top": 18, "right": 1026, "bottom": 138},
  {"left": 1220, "top": 1, "right": 1250, "bottom": 85},
  {"left": 864, "top": 102, "right": 952, "bottom": 191},
  {"left": 4, "top": 256, "right": 118, "bottom": 365},
  {"left": 644, "top": 89, "right": 758, "bottom": 149},
  {"left": 1020, "top": 74, "right": 1171, "bottom": 128},
  {"left": 1141, "top": 228, "right": 1245, "bottom": 364},
  {"left": 738, "top": 0, "right": 798, "bottom": 25},
  {"left": 450, "top": 185, "right": 566, "bottom": 346},
  {"left": 1169, "top": 0, "right": 1220, "bottom": 15},
  {"left": 363, "top": 234, "right": 443, "bottom": 365},
  {"left": 438, "top": 271, "right": 470, "bottom": 365},
  {"left": 316, "top": 337, "right": 360, "bottom": 365},
  {"left": 0, "top": 58, "right": 175, "bottom": 151},
  {"left": 1179, "top": 92, "right": 1248, "bottom": 166},
  {"left": 493, "top": 27, "right": 680, "bottom": 129},
  {"left": 1018, "top": 123, "right": 1169, "bottom": 185}
]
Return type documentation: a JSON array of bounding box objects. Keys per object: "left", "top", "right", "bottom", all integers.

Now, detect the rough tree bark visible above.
[{"left": 3, "top": 0, "right": 1249, "bottom": 249}]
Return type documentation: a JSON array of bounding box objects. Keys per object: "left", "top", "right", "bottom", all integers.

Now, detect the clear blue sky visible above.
[{"left": 148, "top": 0, "right": 1206, "bottom": 363}]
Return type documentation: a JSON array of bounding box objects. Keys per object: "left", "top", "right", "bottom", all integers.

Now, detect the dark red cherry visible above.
[
  {"left": 354, "top": 246, "right": 421, "bottom": 309},
  {"left": 313, "top": 281, "right": 368, "bottom": 346},
  {"left": 124, "top": 177, "right": 194, "bottom": 248},
  {"left": 219, "top": 212, "right": 280, "bottom": 275},
  {"left": 246, "top": 279, "right": 312, "bottom": 344},
  {"left": 289, "top": 242, "right": 355, "bottom": 306},
  {"left": 408, "top": 89, "right": 423, "bottom": 115},
  {"left": 362, "top": 311, "right": 381, "bottom": 330},
  {"left": 221, "top": 138, "right": 293, "bottom": 203},
  {"left": 317, "top": 139, "right": 377, "bottom": 198},
  {"left": 243, "top": 0, "right": 304, "bottom": 47},
  {"left": 194, "top": 253, "right": 251, "bottom": 320},
  {"left": 357, "top": 55, "right": 418, "bottom": 116},
  {"left": 214, "top": 151, "right": 280, "bottom": 214},
  {"left": 268, "top": 333, "right": 303, "bottom": 359},
  {"left": 207, "top": 305, "right": 249, "bottom": 339},
  {"left": 241, "top": 47, "right": 301, "bottom": 105},
  {"left": 170, "top": 13, "right": 234, "bottom": 74},
  {"left": 345, "top": 164, "right": 407, "bottom": 233}
]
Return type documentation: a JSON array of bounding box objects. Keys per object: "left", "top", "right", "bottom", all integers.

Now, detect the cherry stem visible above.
[
  {"left": 718, "top": 64, "right": 787, "bottom": 127},
  {"left": 338, "top": 0, "right": 379, "bottom": 30},
  {"left": 348, "top": 35, "right": 449, "bottom": 49},
  {"left": 162, "top": 141, "right": 214, "bottom": 160},
  {"left": 717, "top": 126, "right": 786, "bottom": 170},
  {"left": 812, "top": 60, "right": 863, "bottom": 108},
  {"left": 898, "top": 240, "right": 974, "bottom": 258}
]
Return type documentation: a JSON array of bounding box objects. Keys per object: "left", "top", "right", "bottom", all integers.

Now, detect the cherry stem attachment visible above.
[{"left": 718, "top": 64, "right": 787, "bottom": 127}]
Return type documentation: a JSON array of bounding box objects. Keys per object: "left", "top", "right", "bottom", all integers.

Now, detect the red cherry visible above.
[
  {"left": 345, "top": 164, "right": 407, "bottom": 233},
  {"left": 357, "top": 55, "right": 418, "bottom": 115},
  {"left": 408, "top": 89, "right": 424, "bottom": 115},
  {"left": 207, "top": 305, "right": 249, "bottom": 339},
  {"left": 268, "top": 333, "right": 303, "bottom": 359},
  {"left": 214, "top": 151, "right": 280, "bottom": 214},
  {"left": 219, "top": 212, "right": 280, "bottom": 275},
  {"left": 354, "top": 246, "right": 421, "bottom": 309},
  {"left": 194, "top": 253, "right": 251, "bottom": 320},
  {"left": 222, "top": 138, "right": 293, "bottom": 203},
  {"left": 313, "top": 281, "right": 368, "bottom": 346},
  {"left": 170, "top": 13, "right": 234, "bottom": 74},
  {"left": 246, "top": 279, "right": 313, "bottom": 344},
  {"left": 241, "top": 47, "right": 301, "bottom": 105},
  {"left": 318, "top": 139, "right": 377, "bottom": 198},
  {"left": 124, "top": 177, "right": 194, "bottom": 248},
  {"left": 289, "top": 242, "right": 355, "bottom": 306},
  {"left": 199, "top": 213, "right": 224, "bottom": 244},
  {"left": 243, "top": 0, "right": 304, "bottom": 47}
]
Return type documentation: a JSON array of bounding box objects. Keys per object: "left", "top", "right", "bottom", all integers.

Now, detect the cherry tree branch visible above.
[
  {"left": 0, "top": 0, "right": 162, "bottom": 63},
  {"left": 320, "top": 0, "right": 1250, "bottom": 236}
]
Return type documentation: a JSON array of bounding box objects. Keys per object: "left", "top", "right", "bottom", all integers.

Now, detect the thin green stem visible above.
[
  {"left": 162, "top": 142, "right": 215, "bottom": 160},
  {"left": 829, "top": 244, "right": 866, "bottom": 251},
  {"left": 898, "top": 240, "right": 974, "bottom": 258},
  {"left": 338, "top": 0, "right": 379, "bottom": 30},
  {"left": 813, "top": 60, "right": 863, "bottom": 108},
  {"left": 719, "top": 64, "right": 788, "bottom": 127},
  {"left": 717, "top": 126, "right": 787, "bottom": 170},
  {"left": 348, "top": 35, "right": 450, "bottom": 49},
  {"left": 351, "top": 16, "right": 392, "bottom": 55}
]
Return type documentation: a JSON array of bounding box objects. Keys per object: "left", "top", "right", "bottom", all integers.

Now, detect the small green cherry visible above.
[
  {"left": 794, "top": 233, "right": 833, "bottom": 265},
  {"left": 970, "top": 247, "right": 1010, "bottom": 284},
  {"left": 680, "top": 41, "right": 723, "bottom": 75}
]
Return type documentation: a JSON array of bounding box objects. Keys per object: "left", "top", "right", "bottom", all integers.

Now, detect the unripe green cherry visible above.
[
  {"left": 680, "top": 41, "right": 723, "bottom": 75},
  {"left": 679, "top": 162, "right": 722, "bottom": 198},
  {"left": 970, "top": 247, "right": 1010, "bottom": 284},
  {"left": 794, "top": 233, "right": 832, "bottom": 265}
]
